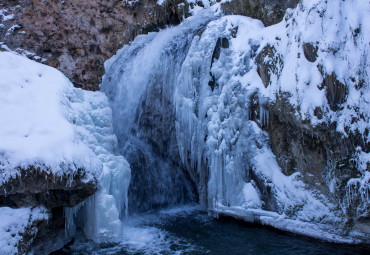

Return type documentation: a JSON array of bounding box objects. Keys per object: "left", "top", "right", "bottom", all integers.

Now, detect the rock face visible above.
[
  {"left": 221, "top": 0, "right": 299, "bottom": 26},
  {"left": 256, "top": 44, "right": 283, "bottom": 88},
  {"left": 0, "top": 0, "right": 189, "bottom": 90},
  {"left": 0, "top": 164, "right": 98, "bottom": 254},
  {"left": 0, "top": 165, "right": 98, "bottom": 208}
]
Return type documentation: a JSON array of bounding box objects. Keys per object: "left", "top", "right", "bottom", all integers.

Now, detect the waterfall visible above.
[{"left": 101, "top": 9, "right": 217, "bottom": 213}]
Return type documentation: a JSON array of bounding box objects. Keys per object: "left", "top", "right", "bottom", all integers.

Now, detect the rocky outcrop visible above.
[
  {"left": 0, "top": 0, "right": 189, "bottom": 90},
  {"left": 221, "top": 0, "right": 299, "bottom": 26},
  {"left": 0, "top": 164, "right": 98, "bottom": 254},
  {"left": 0, "top": 165, "right": 98, "bottom": 208},
  {"left": 256, "top": 44, "right": 283, "bottom": 88},
  {"left": 303, "top": 42, "right": 318, "bottom": 62},
  {"left": 322, "top": 73, "right": 349, "bottom": 111},
  {"left": 263, "top": 92, "right": 369, "bottom": 233}
]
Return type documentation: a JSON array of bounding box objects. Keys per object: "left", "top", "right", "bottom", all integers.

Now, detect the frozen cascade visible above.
[
  {"left": 64, "top": 90, "right": 131, "bottom": 242},
  {"left": 101, "top": 9, "right": 217, "bottom": 213}
]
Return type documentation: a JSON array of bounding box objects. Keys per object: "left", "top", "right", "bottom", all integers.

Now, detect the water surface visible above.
[{"left": 57, "top": 205, "right": 368, "bottom": 255}]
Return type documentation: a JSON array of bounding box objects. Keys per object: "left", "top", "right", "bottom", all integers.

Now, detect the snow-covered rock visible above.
[
  {"left": 0, "top": 206, "right": 48, "bottom": 255},
  {"left": 0, "top": 52, "right": 131, "bottom": 252},
  {"left": 175, "top": 0, "right": 370, "bottom": 243}
]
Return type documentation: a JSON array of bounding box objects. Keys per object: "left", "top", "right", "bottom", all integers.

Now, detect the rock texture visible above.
[
  {"left": 0, "top": 165, "right": 98, "bottom": 208},
  {"left": 254, "top": 42, "right": 369, "bottom": 238},
  {"left": 0, "top": 0, "right": 189, "bottom": 90},
  {"left": 221, "top": 0, "right": 299, "bottom": 26}
]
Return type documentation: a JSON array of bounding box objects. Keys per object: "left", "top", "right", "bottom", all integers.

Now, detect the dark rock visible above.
[
  {"left": 303, "top": 42, "right": 318, "bottom": 62},
  {"left": 16, "top": 208, "right": 49, "bottom": 255},
  {"left": 221, "top": 0, "right": 299, "bottom": 26},
  {"left": 265, "top": 92, "right": 369, "bottom": 231},
  {"left": 314, "top": 106, "right": 323, "bottom": 119},
  {"left": 322, "top": 73, "right": 348, "bottom": 111},
  {"left": 0, "top": 165, "right": 98, "bottom": 208},
  {"left": 221, "top": 37, "right": 229, "bottom": 48},
  {"left": 256, "top": 44, "right": 283, "bottom": 88},
  {"left": 29, "top": 207, "right": 72, "bottom": 255},
  {"left": 209, "top": 37, "right": 229, "bottom": 91}
]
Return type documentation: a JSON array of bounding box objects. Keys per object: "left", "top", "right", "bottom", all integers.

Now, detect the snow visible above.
[
  {"left": 0, "top": 0, "right": 368, "bottom": 247},
  {"left": 0, "top": 52, "right": 101, "bottom": 183},
  {"left": 0, "top": 206, "right": 48, "bottom": 255}
]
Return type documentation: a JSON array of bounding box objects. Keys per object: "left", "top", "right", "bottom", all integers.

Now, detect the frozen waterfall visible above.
[
  {"left": 101, "top": 9, "right": 217, "bottom": 213},
  {"left": 64, "top": 90, "right": 131, "bottom": 242},
  {"left": 67, "top": 0, "right": 368, "bottom": 244}
]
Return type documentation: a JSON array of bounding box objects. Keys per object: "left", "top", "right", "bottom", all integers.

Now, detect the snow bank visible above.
[
  {"left": 0, "top": 206, "right": 48, "bottom": 254},
  {"left": 0, "top": 52, "right": 101, "bottom": 182}
]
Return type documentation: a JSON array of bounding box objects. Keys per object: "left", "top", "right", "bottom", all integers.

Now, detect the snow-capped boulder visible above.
[{"left": 0, "top": 52, "right": 131, "bottom": 253}]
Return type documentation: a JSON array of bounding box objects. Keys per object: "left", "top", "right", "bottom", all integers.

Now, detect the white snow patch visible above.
[{"left": 0, "top": 206, "right": 48, "bottom": 255}]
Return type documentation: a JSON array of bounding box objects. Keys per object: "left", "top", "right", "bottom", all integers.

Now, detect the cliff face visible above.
[{"left": 0, "top": 0, "right": 189, "bottom": 90}]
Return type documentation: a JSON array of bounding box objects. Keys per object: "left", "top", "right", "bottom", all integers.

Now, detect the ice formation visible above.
[
  {"left": 64, "top": 89, "right": 131, "bottom": 242},
  {"left": 1, "top": 0, "right": 369, "bottom": 247}
]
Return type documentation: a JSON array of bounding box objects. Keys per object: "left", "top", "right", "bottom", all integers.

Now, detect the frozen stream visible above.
[{"left": 57, "top": 205, "right": 368, "bottom": 255}]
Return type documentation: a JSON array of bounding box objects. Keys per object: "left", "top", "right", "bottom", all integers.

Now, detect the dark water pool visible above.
[{"left": 55, "top": 205, "right": 368, "bottom": 255}]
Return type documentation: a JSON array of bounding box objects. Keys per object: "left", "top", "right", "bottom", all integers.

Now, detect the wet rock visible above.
[
  {"left": 322, "top": 73, "right": 348, "bottom": 111},
  {"left": 303, "top": 42, "right": 318, "bottom": 62}
]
